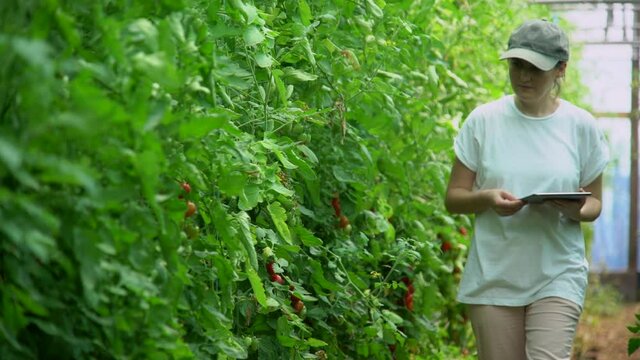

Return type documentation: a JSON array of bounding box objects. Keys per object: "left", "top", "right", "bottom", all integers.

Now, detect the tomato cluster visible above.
[
  {"left": 331, "top": 194, "right": 350, "bottom": 230},
  {"left": 289, "top": 285, "right": 304, "bottom": 314},
  {"left": 266, "top": 261, "right": 284, "bottom": 284},
  {"left": 266, "top": 261, "right": 305, "bottom": 314},
  {"left": 179, "top": 181, "right": 197, "bottom": 218},
  {"left": 401, "top": 277, "right": 414, "bottom": 312}
]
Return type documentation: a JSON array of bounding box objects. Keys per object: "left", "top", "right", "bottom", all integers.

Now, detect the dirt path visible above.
[{"left": 573, "top": 302, "right": 640, "bottom": 360}]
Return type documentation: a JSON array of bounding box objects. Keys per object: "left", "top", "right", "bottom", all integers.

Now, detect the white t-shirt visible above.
[{"left": 454, "top": 95, "right": 609, "bottom": 308}]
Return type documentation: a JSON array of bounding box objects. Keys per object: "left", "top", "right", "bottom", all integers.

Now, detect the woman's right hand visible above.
[
  {"left": 484, "top": 189, "right": 525, "bottom": 216},
  {"left": 445, "top": 158, "right": 525, "bottom": 216}
]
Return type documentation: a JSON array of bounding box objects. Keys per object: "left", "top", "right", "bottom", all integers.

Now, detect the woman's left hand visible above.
[{"left": 548, "top": 188, "right": 587, "bottom": 221}]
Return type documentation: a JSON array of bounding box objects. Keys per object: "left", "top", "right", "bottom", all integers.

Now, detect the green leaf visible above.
[
  {"left": 31, "top": 319, "right": 62, "bottom": 336},
  {"left": 296, "top": 144, "right": 318, "bottom": 163},
  {"left": 273, "top": 70, "right": 288, "bottom": 106},
  {"left": 366, "top": 0, "right": 384, "bottom": 18},
  {"left": 302, "top": 38, "right": 316, "bottom": 66},
  {"left": 239, "top": 183, "right": 261, "bottom": 210},
  {"left": 11, "top": 37, "right": 54, "bottom": 77},
  {"left": 427, "top": 65, "right": 439, "bottom": 84},
  {"left": 132, "top": 51, "right": 164, "bottom": 69},
  {"left": 270, "top": 182, "right": 295, "bottom": 197},
  {"left": 179, "top": 112, "right": 240, "bottom": 139},
  {"left": 274, "top": 149, "right": 297, "bottom": 169},
  {"left": 243, "top": 26, "right": 265, "bottom": 46},
  {"left": 127, "top": 18, "right": 158, "bottom": 45},
  {"left": 299, "top": 0, "right": 312, "bottom": 26},
  {"left": 219, "top": 172, "right": 247, "bottom": 196},
  {"left": 295, "top": 226, "right": 323, "bottom": 246},
  {"left": 217, "top": 336, "right": 249, "bottom": 358},
  {"left": 322, "top": 38, "right": 339, "bottom": 54},
  {"left": 377, "top": 70, "right": 403, "bottom": 81},
  {"left": 309, "top": 260, "right": 340, "bottom": 292},
  {"left": 283, "top": 67, "right": 317, "bottom": 82},
  {"left": 24, "top": 230, "right": 56, "bottom": 263},
  {"left": 246, "top": 266, "right": 268, "bottom": 307},
  {"left": 266, "top": 298, "right": 279, "bottom": 307},
  {"left": 55, "top": 9, "right": 81, "bottom": 49},
  {"left": 35, "top": 156, "right": 98, "bottom": 195},
  {"left": 303, "top": 177, "right": 321, "bottom": 206},
  {"left": 333, "top": 166, "right": 357, "bottom": 183},
  {"left": 15, "top": 197, "right": 60, "bottom": 234},
  {"left": 629, "top": 338, "right": 640, "bottom": 355},
  {"left": 306, "top": 338, "right": 328, "bottom": 347},
  {"left": 211, "top": 204, "right": 241, "bottom": 255},
  {"left": 286, "top": 149, "right": 316, "bottom": 179},
  {"left": 0, "top": 136, "right": 22, "bottom": 172},
  {"left": 14, "top": 288, "right": 49, "bottom": 317},
  {"left": 261, "top": 139, "right": 298, "bottom": 169},
  {"left": 267, "top": 202, "right": 292, "bottom": 244},
  {"left": 445, "top": 68, "right": 468, "bottom": 88},
  {"left": 255, "top": 53, "right": 274, "bottom": 68},
  {"left": 131, "top": 52, "right": 181, "bottom": 90},
  {"left": 277, "top": 316, "right": 299, "bottom": 347},
  {"left": 167, "top": 12, "right": 186, "bottom": 42},
  {"left": 382, "top": 310, "right": 404, "bottom": 325},
  {"left": 237, "top": 211, "right": 259, "bottom": 271},
  {"left": 229, "top": 0, "right": 260, "bottom": 24},
  {"left": 348, "top": 271, "right": 368, "bottom": 290}
]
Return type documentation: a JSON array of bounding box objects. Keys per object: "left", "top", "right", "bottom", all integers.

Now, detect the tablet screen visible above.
[{"left": 520, "top": 192, "right": 591, "bottom": 204}]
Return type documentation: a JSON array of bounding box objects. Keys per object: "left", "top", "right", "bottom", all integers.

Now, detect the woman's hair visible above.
[{"left": 552, "top": 61, "right": 567, "bottom": 98}]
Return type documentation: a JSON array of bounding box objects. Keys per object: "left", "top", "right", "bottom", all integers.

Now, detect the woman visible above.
[{"left": 445, "top": 19, "right": 609, "bottom": 359}]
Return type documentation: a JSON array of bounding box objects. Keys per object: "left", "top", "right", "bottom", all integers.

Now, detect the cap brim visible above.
[{"left": 500, "top": 48, "right": 558, "bottom": 71}]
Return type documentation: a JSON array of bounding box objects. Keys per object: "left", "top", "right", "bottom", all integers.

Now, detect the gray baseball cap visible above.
[{"left": 500, "top": 19, "right": 569, "bottom": 71}]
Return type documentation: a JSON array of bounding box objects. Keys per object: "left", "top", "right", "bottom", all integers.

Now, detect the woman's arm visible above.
[
  {"left": 445, "top": 157, "right": 525, "bottom": 216},
  {"left": 550, "top": 175, "right": 604, "bottom": 222}
]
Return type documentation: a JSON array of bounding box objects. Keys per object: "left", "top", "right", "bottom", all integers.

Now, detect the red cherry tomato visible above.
[
  {"left": 270, "top": 274, "right": 284, "bottom": 285},
  {"left": 290, "top": 293, "right": 301, "bottom": 303},
  {"left": 184, "top": 201, "right": 196, "bottom": 218},
  {"left": 338, "top": 215, "right": 349, "bottom": 228},
  {"left": 266, "top": 262, "right": 275, "bottom": 276},
  {"left": 331, "top": 196, "right": 341, "bottom": 217},
  {"left": 404, "top": 292, "right": 414, "bottom": 311}
]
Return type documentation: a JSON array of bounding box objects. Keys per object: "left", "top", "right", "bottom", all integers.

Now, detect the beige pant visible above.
[{"left": 469, "top": 297, "right": 582, "bottom": 360}]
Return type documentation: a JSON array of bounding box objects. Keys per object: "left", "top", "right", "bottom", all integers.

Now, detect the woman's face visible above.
[{"left": 508, "top": 59, "right": 566, "bottom": 103}]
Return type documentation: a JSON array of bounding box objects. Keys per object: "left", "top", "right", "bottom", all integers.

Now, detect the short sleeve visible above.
[
  {"left": 579, "top": 118, "right": 609, "bottom": 187},
  {"left": 454, "top": 111, "right": 480, "bottom": 172}
]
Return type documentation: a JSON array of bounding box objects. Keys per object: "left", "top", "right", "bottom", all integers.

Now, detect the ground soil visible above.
[{"left": 572, "top": 302, "right": 640, "bottom": 360}]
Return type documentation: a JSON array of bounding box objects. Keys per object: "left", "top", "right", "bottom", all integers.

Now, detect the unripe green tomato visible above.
[
  {"left": 185, "top": 224, "right": 200, "bottom": 240},
  {"left": 263, "top": 247, "right": 274, "bottom": 258}
]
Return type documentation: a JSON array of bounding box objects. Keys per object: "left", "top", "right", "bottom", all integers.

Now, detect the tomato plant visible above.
[{"left": 0, "top": 0, "right": 559, "bottom": 359}]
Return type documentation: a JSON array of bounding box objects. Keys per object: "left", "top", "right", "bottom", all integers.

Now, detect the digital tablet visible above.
[{"left": 520, "top": 192, "right": 591, "bottom": 204}]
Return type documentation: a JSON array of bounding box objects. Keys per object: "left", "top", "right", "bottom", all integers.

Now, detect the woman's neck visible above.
[{"left": 514, "top": 96, "right": 560, "bottom": 117}]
